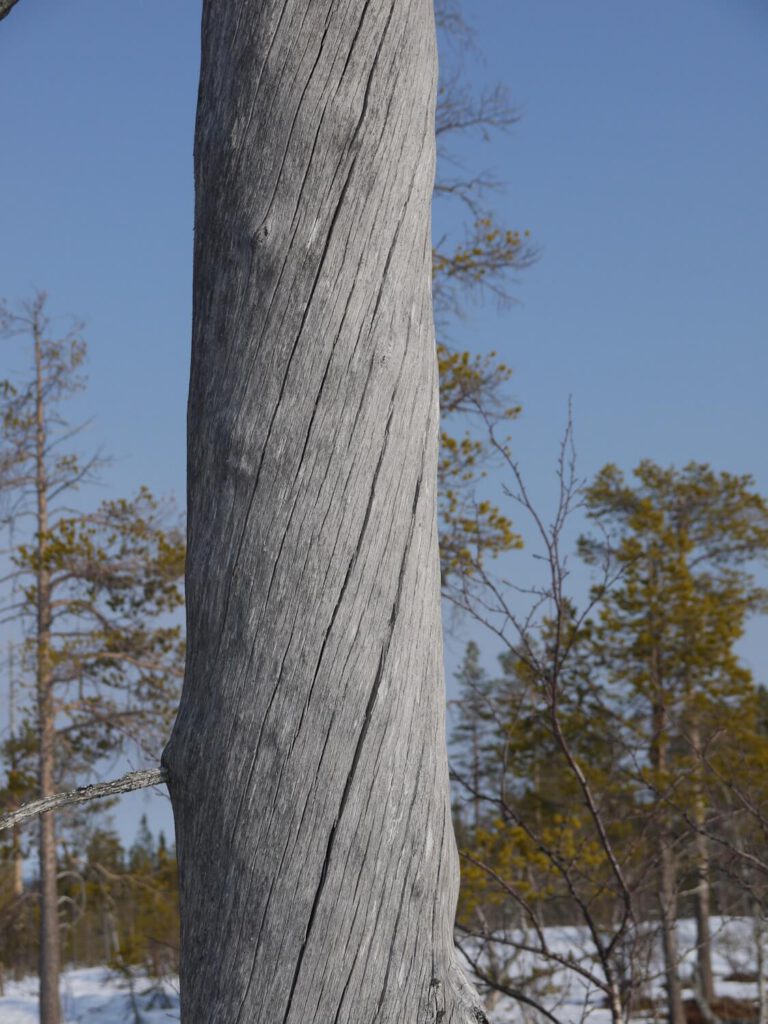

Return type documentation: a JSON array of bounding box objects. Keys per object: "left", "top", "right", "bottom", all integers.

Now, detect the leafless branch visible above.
[
  {"left": 0, "top": 767, "right": 168, "bottom": 832},
  {"left": 456, "top": 935, "right": 562, "bottom": 1024}
]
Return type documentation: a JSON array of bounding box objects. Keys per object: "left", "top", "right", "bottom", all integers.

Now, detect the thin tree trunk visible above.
[
  {"left": 164, "top": 1, "right": 484, "bottom": 1021},
  {"left": 10, "top": 823, "right": 24, "bottom": 981},
  {"left": 607, "top": 981, "right": 624, "bottom": 1024},
  {"left": 12, "top": 831, "right": 23, "bottom": 899},
  {"left": 650, "top": 631, "right": 685, "bottom": 1024},
  {"left": 8, "top": 645, "right": 25, "bottom": 903},
  {"left": 35, "top": 323, "right": 61, "bottom": 1024},
  {"left": 755, "top": 904, "right": 767, "bottom": 1024},
  {"left": 472, "top": 719, "right": 481, "bottom": 835},
  {"left": 658, "top": 839, "right": 685, "bottom": 1024},
  {"left": 690, "top": 717, "right": 715, "bottom": 1008}
]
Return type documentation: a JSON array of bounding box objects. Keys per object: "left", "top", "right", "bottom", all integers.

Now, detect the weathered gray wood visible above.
[{"left": 164, "top": 1, "right": 487, "bottom": 1020}]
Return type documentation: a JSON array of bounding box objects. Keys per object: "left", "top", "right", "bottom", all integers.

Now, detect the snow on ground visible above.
[
  {"left": 460, "top": 917, "right": 764, "bottom": 1023},
  {"left": 0, "top": 918, "right": 762, "bottom": 1022},
  {"left": 0, "top": 968, "right": 179, "bottom": 1023}
]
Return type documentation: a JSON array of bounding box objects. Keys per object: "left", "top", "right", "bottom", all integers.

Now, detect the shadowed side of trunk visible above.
[{"left": 164, "top": 1, "right": 486, "bottom": 1020}]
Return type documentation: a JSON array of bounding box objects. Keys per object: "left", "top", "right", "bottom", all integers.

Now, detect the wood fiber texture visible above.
[{"left": 165, "top": 1, "right": 486, "bottom": 1020}]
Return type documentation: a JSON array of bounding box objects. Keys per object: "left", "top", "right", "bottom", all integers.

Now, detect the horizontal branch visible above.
[{"left": 0, "top": 767, "right": 168, "bottom": 832}]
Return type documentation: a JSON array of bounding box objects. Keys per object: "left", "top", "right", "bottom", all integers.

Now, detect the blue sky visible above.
[
  {"left": 467, "top": 0, "right": 768, "bottom": 483},
  {"left": 2, "top": 0, "right": 766, "bottom": 840},
  {"left": 438, "top": 0, "right": 768, "bottom": 687}
]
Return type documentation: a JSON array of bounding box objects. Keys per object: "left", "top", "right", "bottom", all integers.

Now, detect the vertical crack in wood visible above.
[
  {"left": 278, "top": 465, "right": 421, "bottom": 1024},
  {"left": 172, "top": 0, "right": 459, "bottom": 1019}
]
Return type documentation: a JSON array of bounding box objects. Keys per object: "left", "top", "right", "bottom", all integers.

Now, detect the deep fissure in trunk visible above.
[{"left": 164, "top": 1, "right": 484, "bottom": 1020}]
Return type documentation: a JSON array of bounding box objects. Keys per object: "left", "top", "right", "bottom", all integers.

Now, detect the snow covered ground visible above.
[
  {"left": 0, "top": 968, "right": 179, "bottom": 1023},
  {"left": 460, "top": 916, "right": 763, "bottom": 1023},
  {"left": 0, "top": 918, "right": 762, "bottom": 1022}
]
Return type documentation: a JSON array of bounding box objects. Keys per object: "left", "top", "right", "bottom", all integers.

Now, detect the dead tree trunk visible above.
[{"left": 164, "top": 1, "right": 485, "bottom": 1021}]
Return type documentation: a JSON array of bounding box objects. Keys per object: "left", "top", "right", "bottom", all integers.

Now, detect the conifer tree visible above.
[
  {"left": 432, "top": 0, "right": 533, "bottom": 586},
  {"left": 0, "top": 292, "right": 184, "bottom": 1024},
  {"left": 451, "top": 641, "right": 495, "bottom": 836},
  {"left": 453, "top": 618, "right": 647, "bottom": 1024},
  {"left": 580, "top": 460, "right": 768, "bottom": 1023}
]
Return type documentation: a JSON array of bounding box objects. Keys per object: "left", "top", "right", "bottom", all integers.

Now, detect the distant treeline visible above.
[{"left": 0, "top": 816, "right": 178, "bottom": 984}]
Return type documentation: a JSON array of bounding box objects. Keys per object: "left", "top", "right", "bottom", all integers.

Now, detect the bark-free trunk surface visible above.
[{"left": 164, "top": 2, "right": 485, "bottom": 1021}]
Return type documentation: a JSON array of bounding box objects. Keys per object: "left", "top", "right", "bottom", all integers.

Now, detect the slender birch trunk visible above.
[
  {"left": 650, "top": 633, "right": 685, "bottom": 1024},
  {"left": 756, "top": 904, "right": 767, "bottom": 1024},
  {"left": 164, "top": 1, "right": 485, "bottom": 1020},
  {"left": 34, "top": 323, "right": 61, "bottom": 1024},
  {"left": 690, "top": 717, "right": 715, "bottom": 1008},
  {"left": 658, "top": 839, "right": 685, "bottom": 1024}
]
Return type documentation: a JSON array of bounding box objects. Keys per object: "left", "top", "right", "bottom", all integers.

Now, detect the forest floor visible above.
[{"left": 0, "top": 918, "right": 762, "bottom": 1022}]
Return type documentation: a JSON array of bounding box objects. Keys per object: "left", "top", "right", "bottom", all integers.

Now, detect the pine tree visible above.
[
  {"left": 452, "top": 622, "right": 646, "bottom": 1024},
  {"left": 450, "top": 642, "right": 497, "bottom": 837},
  {"left": 580, "top": 460, "right": 768, "bottom": 1022},
  {"left": 432, "top": 1, "right": 533, "bottom": 587},
  {"left": 0, "top": 292, "right": 185, "bottom": 1023}
]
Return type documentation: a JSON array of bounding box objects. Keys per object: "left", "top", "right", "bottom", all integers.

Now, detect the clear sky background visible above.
[{"left": 1, "top": 0, "right": 766, "bottom": 842}]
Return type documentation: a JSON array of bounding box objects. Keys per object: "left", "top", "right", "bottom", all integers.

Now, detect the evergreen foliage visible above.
[{"left": 450, "top": 461, "right": 768, "bottom": 1021}]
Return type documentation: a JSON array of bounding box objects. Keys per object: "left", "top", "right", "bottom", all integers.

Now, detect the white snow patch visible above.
[
  {"left": 0, "top": 967, "right": 179, "bottom": 1023},
  {"left": 0, "top": 918, "right": 763, "bottom": 1023},
  {"left": 458, "top": 916, "right": 765, "bottom": 1023}
]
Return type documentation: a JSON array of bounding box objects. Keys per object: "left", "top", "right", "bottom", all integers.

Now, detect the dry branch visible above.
[{"left": 0, "top": 767, "right": 168, "bottom": 832}]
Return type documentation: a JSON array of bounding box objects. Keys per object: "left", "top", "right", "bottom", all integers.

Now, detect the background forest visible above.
[{"left": 1, "top": 1, "right": 767, "bottom": 1022}]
